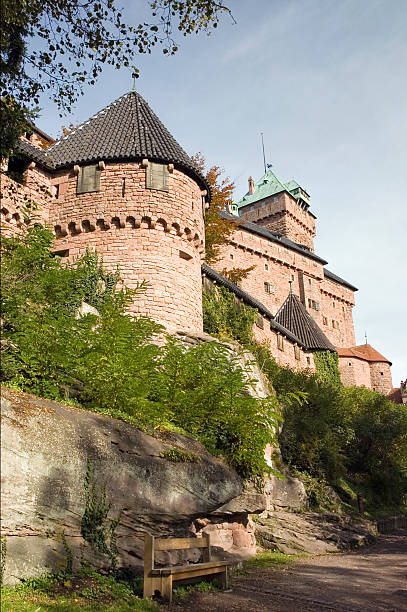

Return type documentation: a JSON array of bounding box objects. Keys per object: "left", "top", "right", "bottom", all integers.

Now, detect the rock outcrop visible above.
[
  {"left": 1, "top": 387, "right": 247, "bottom": 584},
  {"left": 255, "top": 510, "right": 376, "bottom": 555}
]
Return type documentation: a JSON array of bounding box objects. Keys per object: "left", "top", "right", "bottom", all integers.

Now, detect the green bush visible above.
[
  {"left": 0, "top": 226, "right": 279, "bottom": 477},
  {"left": 154, "top": 339, "right": 280, "bottom": 476},
  {"left": 253, "top": 344, "right": 407, "bottom": 509},
  {"left": 202, "top": 286, "right": 258, "bottom": 344}
]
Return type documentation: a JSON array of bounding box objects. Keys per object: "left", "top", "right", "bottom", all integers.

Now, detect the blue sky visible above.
[{"left": 36, "top": 0, "right": 407, "bottom": 385}]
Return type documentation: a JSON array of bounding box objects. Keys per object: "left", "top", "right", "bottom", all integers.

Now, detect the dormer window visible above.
[
  {"left": 146, "top": 162, "right": 169, "bottom": 192},
  {"left": 77, "top": 164, "right": 101, "bottom": 194}
]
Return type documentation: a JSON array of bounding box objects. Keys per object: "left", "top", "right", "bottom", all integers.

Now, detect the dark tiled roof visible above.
[
  {"left": 275, "top": 293, "right": 336, "bottom": 352},
  {"left": 337, "top": 344, "right": 391, "bottom": 365},
  {"left": 324, "top": 268, "right": 358, "bottom": 292},
  {"left": 44, "top": 91, "right": 209, "bottom": 192},
  {"left": 17, "top": 138, "right": 55, "bottom": 169},
  {"left": 219, "top": 211, "right": 328, "bottom": 265},
  {"left": 202, "top": 263, "right": 306, "bottom": 347},
  {"left": 27, "top": 121, "right": 55, "bottom": 144}
]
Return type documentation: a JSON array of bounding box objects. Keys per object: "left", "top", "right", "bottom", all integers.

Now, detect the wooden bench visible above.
[{"left": 143, "top": 533, "right": 229, "bottom": 603}]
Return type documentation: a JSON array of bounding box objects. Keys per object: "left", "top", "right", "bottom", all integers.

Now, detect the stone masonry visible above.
[{"left": 0, "top": 90, "right": 393, "bottom": 393}]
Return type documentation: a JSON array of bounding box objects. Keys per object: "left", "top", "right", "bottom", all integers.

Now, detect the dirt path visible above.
[{"left": 163, "top": 530, "right": 407, "bottom": 612}]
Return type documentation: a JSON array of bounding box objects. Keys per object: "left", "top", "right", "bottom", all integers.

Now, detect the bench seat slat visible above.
[
  {"left": 151, "top": 563, "right": 228, "bottom": 581},
  {"left": 154, "top": 537, "right": 209, "bottom": 551},
  {"left": 151, "top": 560, "right": 229, "bottom": 575}
]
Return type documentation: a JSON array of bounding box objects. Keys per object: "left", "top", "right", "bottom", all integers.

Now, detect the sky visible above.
[{"left": 35, "top": 0, "right": 407, "bottom": 385}]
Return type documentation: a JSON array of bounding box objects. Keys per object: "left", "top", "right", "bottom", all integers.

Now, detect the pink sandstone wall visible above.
[
  {"left": 369, "top": 362, "right": 393, "bottom": 395},
  {"left": 0, "top": 170, "right": 52, "bottom": 236},
  {"left": 49, "top": 162, "right": 206, "bottom": 333},
  {"left": 253, "top": 323, "right": 315, "bottom": 372},
  {"left": 338, "top": 357, "right": 372, "bottom": 388},
  {"left": 320, "top": 277, "right": 356, "bottom": 347},
  {"left": 239, "top": 192, "right": 316, "bottom": 251},
  {"left": 212, "top": 227, "right": 356, "bottom": 349}
]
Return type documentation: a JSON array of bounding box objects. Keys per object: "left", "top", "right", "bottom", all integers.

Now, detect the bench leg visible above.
[
  {"left": 161, "top": 574, "right": 173, "bottom": 603},
  {"left": 144, "top": 576, "right": 162, "bottom": 599},
  {"left": 219, "top": 567, "right": 228, "bottom": 590}
]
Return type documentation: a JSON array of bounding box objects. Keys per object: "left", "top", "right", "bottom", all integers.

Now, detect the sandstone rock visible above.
[
  {"left": 255, "top": 510, "right": 376, "bottom": 555},
  {"left": 264, "top": 473, "right": 307, "bottom": 511},
  {"left": 1, "top": 387, "right": 243, "bottom": 584}
]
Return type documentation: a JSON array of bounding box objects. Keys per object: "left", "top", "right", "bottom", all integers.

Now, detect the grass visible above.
[
  {"left": 245, "top": 550, "right": 301, "bottom": 570},
  {"left": 1, "top": 568, "right": 158, "bottom": 612},
  {"left": 173, "top": 580, "right": 217, "bottom": 600}
]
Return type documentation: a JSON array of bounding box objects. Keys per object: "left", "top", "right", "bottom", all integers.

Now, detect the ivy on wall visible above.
[
  {"left": 314, "top": 350, "right": 341, "bottom": 386},
  {"left": 202, "top": 286, "right": 258, "bottom": 345}
]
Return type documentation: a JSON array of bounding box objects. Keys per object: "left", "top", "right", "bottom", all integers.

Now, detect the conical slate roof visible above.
[
  {"left": 275, "top": 292, "right": 336, "bottom": 352},
  {"left": 44, "top": 90, "right": 208, "bottom": 190}
]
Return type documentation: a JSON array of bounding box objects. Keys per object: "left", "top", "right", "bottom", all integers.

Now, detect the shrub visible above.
[
  {"left": 254, "top": 343, "right": 407, "bottom": 509},
  {"left": 1, "top": 226, "right": 279, "bottom": 477},
  {"left": 202, "top": 286, "right": 258, "bottom": 345},
  {"left": 153, "top": 339, "right": 280, "bottom": 476}
]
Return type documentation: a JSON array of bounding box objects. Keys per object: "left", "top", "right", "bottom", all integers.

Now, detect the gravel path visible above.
[{"left": 162, "top": 530, "right": 407, "bottom": 611}]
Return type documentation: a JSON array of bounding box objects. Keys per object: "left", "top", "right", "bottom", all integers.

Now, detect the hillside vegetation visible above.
[
  {"left": 0, "top": 226, "right": 279, "bottom": 478},
  {"left": 203, "top": 287, "right": 407, "bottom": 513},
  {"left": 1, "top": 225, "right": 406, "bottom": 511}
]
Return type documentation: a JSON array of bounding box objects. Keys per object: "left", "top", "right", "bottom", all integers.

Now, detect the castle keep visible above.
[{"left": 0, "top": 89, "right": 393, "bottom": 394}]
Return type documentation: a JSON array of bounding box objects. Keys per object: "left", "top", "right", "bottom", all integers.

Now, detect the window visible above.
[
  {"left": 308, "top": 278, "right": 312, "bottom": 285},
  {"left": 230, "top": 253, "right": 234, "bottom": 260},
  {"left": 322, "top": 316, "right": 328, "bottom": 325},
  {"left": 264, "top": 282, "right": 275, "bottom": 294},
  {"left": 264, "top": 263, "right": 269, "bottom": 271},
  {"left": 332, "top": 320, "right": 339, "bottom": 329},
  {"left": 146, "top": 162, "right": 169, "bottom": 192},
  {"left": 294, "top": 345, "right": 300, "bottom": 360},
  {"left": 277, "top": 335, "right": 284, "bottom": 351},
  {"left": 308, "top": 298, "right": 320, "bottom": 311},
  {"left": 256, "top": 314, "right": 264, "bottom": 329},
  {"left": 306, "top": 357, "right": 311, "bottom": 366},
  {"left": 77, "top": 164, "right": 101, "bottom": 194}
]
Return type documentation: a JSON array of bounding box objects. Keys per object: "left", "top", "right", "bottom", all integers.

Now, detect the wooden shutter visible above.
[
  {"left": 77, "top": 165, "right": 101, "bottom": 194},
  {"left": 146, "top": 163, "right": 169, "bottom": 192}
]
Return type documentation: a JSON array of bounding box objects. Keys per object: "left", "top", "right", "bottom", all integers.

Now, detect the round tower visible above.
[{"left": 46, "top": 90, "right": 209, "bottom": 332}]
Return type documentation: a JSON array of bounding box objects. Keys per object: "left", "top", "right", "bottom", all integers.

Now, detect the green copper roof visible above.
[{"left": 235, "top": 170, "right": 310, "bottom": 210}]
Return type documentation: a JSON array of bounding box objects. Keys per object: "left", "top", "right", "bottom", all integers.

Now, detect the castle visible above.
[{"left": 0, "top": 89, "right": 393, "bottom": 394}]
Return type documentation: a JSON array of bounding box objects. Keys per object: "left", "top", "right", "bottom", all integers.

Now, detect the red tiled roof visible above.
[{"left": 337, "top": 344, "right": 391, "bottom": 365}]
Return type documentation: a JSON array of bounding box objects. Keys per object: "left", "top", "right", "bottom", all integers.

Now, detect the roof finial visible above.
[
  {"left": 132, "top": 73, "right": 139, "bottom": 92},
  {"left": 365, "top": 331, "right": 368, "bottom": 345},
  {"left": 289, "top": 279, "right": 293, "bottom": 295}
]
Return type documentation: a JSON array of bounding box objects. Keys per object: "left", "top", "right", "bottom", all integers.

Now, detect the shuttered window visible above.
[
  {"left": 146, "top": 163, "right": 169, "bottom": 192},
  {"left": 77, "top": 165, "right": 101, "bottom": 194}
]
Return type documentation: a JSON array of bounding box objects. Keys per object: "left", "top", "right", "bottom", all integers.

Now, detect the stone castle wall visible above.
[
  {"left": 369, "top": 361, "right": 393, "bottom": 395},
  {"left": 0, "top": 169, "right": 52, "bottom": 235},
  {"left": 212, "top": 226, "right": 356, "bottom": 350},
  {"left": 239, "top": 192, "right": 316, "bottom": 251},
  {"left": 338, "top": 356, "right": 372, "bottom": 388},
  {"left": 50, "top": 162, "right": 205, "bottom": 332}
]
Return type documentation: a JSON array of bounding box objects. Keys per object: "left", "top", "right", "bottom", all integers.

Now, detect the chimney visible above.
[{"left": 248, "top": 176, "right": 255, "bottom": 195}]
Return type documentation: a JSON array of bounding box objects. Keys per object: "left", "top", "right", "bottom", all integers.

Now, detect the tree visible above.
[
  {"left": 0, "top": 0, "right": 233, "bottom": 156},
  {"left": 192, "top": 152, "right": 254, "bottom": 281}
]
